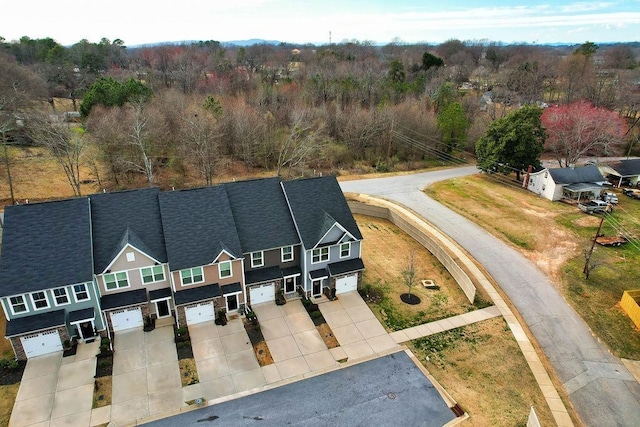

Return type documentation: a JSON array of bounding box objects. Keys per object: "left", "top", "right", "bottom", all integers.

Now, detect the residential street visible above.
[{"left": 341, "top": 166, "right": 640, "bottom": 427}]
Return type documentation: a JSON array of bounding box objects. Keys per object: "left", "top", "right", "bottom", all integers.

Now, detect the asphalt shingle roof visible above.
[
  {"left": 159, "top": 186, "right": 243, "bottom": 271},
  {"left": 603, "top": 159, "right": 640, "bottom": 177},
  {"left": 173, "top": 284, "right": 221, "bottom": 306},
  {"left": 89, "top": 187, "right": 167, "bottom": 273},
  {"left": 5, "top": 309, "right": 66, "bottom": 337},
  {"left": 282, "top": 176, "right": 362, "bottom": 248},
  {"left": 100, "top": 288, "right": 147, "bottom": 311},
  {"left": 0, "top": 198, "right": 93, "bottom": 297},
  {"left": 327, "top": 258, "right": 365, "bottom": 276},
  {"left": 548, "top": 166, "right": 604, "bottom": 184},
  {"left": 224, "top": 177, "right": 300, "bottom": 253}
]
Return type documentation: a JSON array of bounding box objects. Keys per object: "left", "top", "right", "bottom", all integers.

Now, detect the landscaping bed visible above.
[
  {"left": 300, "top": 298, "right": 340, "bottom": 349},
  {"left": 174, "top": 326, "right": 199, "bottom": 386},
  {"left": 93, "top": 337, "right": 113, "bottom": 408},
  {"left": 243, "top": 312, "right": 274, "bottom": 366}
]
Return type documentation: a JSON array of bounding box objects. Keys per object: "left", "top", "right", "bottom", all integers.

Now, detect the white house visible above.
[{"left": 526, "top": 166, "right": 605, "bottom": 201}]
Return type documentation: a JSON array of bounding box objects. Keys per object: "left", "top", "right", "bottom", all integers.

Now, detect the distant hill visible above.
[{"left": 222, "top": 39, "right": 282, "bottom": 47}]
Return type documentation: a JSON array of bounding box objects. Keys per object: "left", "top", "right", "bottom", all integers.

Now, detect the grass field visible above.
[
  {"left": 427, "top": 174, "right": 640, "bottom": 359},
  {"left": 356, "top": 214, "right": 555, "bottom": 426}
]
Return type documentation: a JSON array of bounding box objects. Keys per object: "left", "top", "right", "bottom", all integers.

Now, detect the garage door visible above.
[
  {"left": 21, "top": 330, "right": 62, "bottom": 358},
  {"left": 250, "top": 283, "right": 275, "bottom": 305},
  {"left": 110, "top": 307, "right": 143, "bottom": 332},
  {"left": 335, "top": 274, "right": 358, "bottom": 294},
  {"left": 185, "top": 302, "right": 214, "bottom": 325}
]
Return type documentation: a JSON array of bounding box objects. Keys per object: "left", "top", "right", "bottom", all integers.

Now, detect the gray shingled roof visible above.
[
  {"left": 282, "top": 176, "right": 363, "bottom": 248},
  {"left": 0, "top": 198, "right": 93, "bottom": 297},
  {"left": 224, "top": 177, "right": 300, "bottom": 253},
  {"left": 548, "top": 166, "right": 604, "bottom": 184},
  {"left": 603, "top": 159, "right": 640, "bottom": 177},
  {"left": 159, "top": 186, "right": 243, "bottom": 271},
  {"left": 89, "top": 187, "right": 167, "bottom": 273},
  {"left": 5, "top": 309, "right": 66, "bottom": 337}
]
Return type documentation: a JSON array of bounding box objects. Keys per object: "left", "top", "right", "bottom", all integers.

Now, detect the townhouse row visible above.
[{"left": 0, "top": 176, "right": 364, "bottom": 360}]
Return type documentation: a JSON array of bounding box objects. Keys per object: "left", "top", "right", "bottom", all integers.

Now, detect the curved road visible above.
[{"left": 341, "top": 166, "right": 640, "bottom": 427}]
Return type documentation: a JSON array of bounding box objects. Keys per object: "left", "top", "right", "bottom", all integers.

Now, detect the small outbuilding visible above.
[
  {"left": 598, "top": 159, "right": 640, "bottom": 188},
  {"left": 526, "top": 165, "right": 605, "bottom": 201}
]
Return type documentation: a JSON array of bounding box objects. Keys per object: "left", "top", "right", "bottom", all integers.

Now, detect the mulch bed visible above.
[
  {"left": 95, "top": 354, "right": 113, "bottom": 377},
  {"left": 359, "top": 287, "right": 383, "bottom": 304},
  {"left": 243, "top": 318, "right": 274, "bottom": 366},
  {"left": 0, "top": 361, "right": 26, "bottom": 385},
  {"left": 400, "top": 293, "right": 421, "bottom": 305},
  {"left": 175, "top": 327, "right": 194, "bottom": 360}
]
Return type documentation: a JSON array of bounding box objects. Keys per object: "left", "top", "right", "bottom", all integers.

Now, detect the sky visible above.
[{"left": 3, "top": 0, "right": 640, "bottom": 47}]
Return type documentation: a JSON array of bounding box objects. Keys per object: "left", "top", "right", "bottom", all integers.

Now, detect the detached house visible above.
[
  {"left": 0, "top": 176, "right": 364, "bottom": 359},
  {"left": 282, "top": 177, "right": 364, "bottom": 298},
  {"left": 526, "top": 166, "right": 606, "bottom": 201},
  {"left": 0, "top": 198, "right": 102, "bottom": 359}
]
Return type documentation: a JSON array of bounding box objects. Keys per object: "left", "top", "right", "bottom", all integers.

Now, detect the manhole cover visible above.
[
  {"left": 258, "top": 349, "right": 264, "bottom": 354},
  {"left": 387, "top": 392, "right": 396, "bottom": 399}
]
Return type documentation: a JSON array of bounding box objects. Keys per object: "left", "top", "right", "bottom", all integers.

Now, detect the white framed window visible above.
[
  {"left": 219, "top": 261, "right": 232, "bottom": 278},
  {"left": 141, "top": 265, "right": 165, "bottom": 284},
  {"left": 251, "top": 251, "right": 264, "bottom": 268},
  {"left": 312, "top": 247, "right": 329, "bottom": 264},
  {"left": 73, "top": 284, "right": 90, "bottom": 302},
  {"left": 126, "top": 252, "right": 136, "bottom": 262},
  {"left": 104, "top": 271, "right": 129, "bottom": 290},
  {"left": 30, "top": 291, "right": 50, "bottom": 311},
  {"left": 340, "top": 242, "right": 351, "bottom": 258},
  {"left": 180, "top": 267, "right": 204, "bottom": 285},
  {"left": 53, "top": 287, "right": 70, "bottom": 306},
  {"left": 9, "top": 295, "right": 28, "bottom": 315},
  {"left": 281, "top": 246, "right": 294, "bottom": 262}
]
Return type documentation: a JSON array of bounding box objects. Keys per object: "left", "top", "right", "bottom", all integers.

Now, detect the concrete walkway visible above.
[
  {"left": 10, "top": 340, "right": 99, "bottom": 427},
  {"left": 389, "top": 305, "right": 502, "bottom": 343}
]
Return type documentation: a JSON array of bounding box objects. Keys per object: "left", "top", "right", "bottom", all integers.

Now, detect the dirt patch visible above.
[
  {"left": 93, "top": 376, "right": 112, "bottom": 408},
  {"left": 252, "top": 341, "right": 274, "bottom": 367},
  {"left": 316, "top": 323, "right": 339, "bottom": 349},
  {"left": 179, "top": 358, "right": 199, "bottom": 387}
]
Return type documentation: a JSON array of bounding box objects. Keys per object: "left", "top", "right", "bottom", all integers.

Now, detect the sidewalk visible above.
[{"left": 389, "top": 305, "right": 502, "bottom": 343}]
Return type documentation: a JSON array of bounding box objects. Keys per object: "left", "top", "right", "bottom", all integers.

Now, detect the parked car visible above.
[
  {"left": 622, "top": 188, "right": 640, "bottom": 199},
  {"left": 601, "top": 192, "right": 618, "bottom": 204},
  {"left": 578, "top": 199, "right": 613, "bottom": 214}
]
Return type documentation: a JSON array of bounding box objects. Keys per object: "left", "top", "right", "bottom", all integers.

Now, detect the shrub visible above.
[
  {"left": 97, "top": 358, "right": 111, "bottom": 368},
  {"left": 0, "top": 357, "right": 19, "bottom": 370},
  {"left": 176, "top": 327, "right": 188, "bottom": 337},
  {"left": 310, "top": 310, "right": 323, "bottom": 319}
]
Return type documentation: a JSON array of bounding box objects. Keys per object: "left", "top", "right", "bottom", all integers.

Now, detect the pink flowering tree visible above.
[{"left": 542, "top": 100, "right": 627, "bottom": 167}]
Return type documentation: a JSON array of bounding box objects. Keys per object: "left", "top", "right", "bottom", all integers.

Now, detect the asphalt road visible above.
[{"left": 341, "top": 166, "right": 640, "bottom": 427}]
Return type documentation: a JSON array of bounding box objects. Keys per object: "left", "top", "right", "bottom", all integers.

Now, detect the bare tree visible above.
[
  {"left": 401, "top": 250, "right": 419, "bottom": 299},
  {"left": 181, "top": 97, "right": 223, "bottom": 185},
  {"left": 27, "top": 113, "right": 87, "bottom": 196},
  {"left": 127, "top": 101, "right": 156, "bottom": 185},
  {"left": 276, "top": 111, "right": 326, "bottom": 177}
]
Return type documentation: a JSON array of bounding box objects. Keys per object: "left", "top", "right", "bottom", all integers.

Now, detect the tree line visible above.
[{"left": 0, "top": 35, "right": 638, "bottom": 198}]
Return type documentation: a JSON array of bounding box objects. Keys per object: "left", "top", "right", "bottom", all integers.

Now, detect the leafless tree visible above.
[
  {"left": 276, "top": 111, "right": 326, "bottom": 177},
  {"left": 126, "top": 101, "right": 156, "bottom": 185},
  {"left": 401, "top": 250, "right": 419, "bottom": 298},
  {"left": 180, "top": 98, "right": 223, "bottom": 185}
]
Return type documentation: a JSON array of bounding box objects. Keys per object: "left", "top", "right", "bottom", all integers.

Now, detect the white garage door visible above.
[
  {"left": 335, "top": 274, "right": 358, "bottom": 294},
  {"left": 110, "top": 307, "right": 143, "bottom": 332},
  {"left": 250, "top": 283, "right": 275, "bottom": 306},
  {"left": 185, "top": 302, "right": 215, "bottom": 325},
  {"left": 21, "top": 330, "right": 62, "bottom": 358}
]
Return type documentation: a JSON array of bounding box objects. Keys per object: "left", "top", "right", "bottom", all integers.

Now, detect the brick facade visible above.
[{"left": 10, "top": 325, "right": 71, "bottom": 361}]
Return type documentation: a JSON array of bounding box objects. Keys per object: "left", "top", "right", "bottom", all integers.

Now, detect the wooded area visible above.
[{"left": 0, "top": 36, "right": 639, "bottom": 196}]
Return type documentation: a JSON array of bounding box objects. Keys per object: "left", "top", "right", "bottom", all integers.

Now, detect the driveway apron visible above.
[
  {"left": 110, "top": 325, "right": 182, "bottom": 425},
  {"left": 10, "top": 340, "right": 99, "bottom": 427}
]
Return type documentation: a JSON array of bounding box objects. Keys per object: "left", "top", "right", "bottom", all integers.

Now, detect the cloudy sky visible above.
[{"left": 3, "top": 0, "right": 639, "bottom": 46}]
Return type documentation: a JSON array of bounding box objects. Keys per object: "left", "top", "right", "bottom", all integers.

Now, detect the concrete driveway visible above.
[
  {"left": 341, "top": 167, "right": 640, "bottom": 426},
  {"left": 9, "top": 340, "right": 99, "bottom": 427},
  {"left": 110, "top": 325, "right": 183, "bottom": 425}
]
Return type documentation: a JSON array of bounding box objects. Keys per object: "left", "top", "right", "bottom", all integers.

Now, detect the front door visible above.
[
  {"left": 156, "top": 300, "right": 170, "bottom": 318},
  {"left": 80, "top": 321, "right": 94, "bottom": 339},
  {"left": 285, "top": 276, "right": 296, "bottom": 293},
  {"left": 226, "top": 294, "right": 238, "bottom": 311},
  {"left": 312, "top": 279, "right": 322, "bottom": 296}
]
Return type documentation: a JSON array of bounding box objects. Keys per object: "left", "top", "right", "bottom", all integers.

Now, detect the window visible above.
[
  {"left": 141, "top": 265, "right": 165, "bottom": 284},
  {"left": 104, "top": 272, "right": 129, "bottom": 290},
  {"left": 251, "top": 251, "right": 264, "bottom": 268},
  {"left": 9, "top": 295, "right": 28, "bottom": 314},
  {"left": 30, "top": 291, "right": 49, "bottom": 310},
  {"left": 126, "top": 252, "right": 136, "bottom": 262},
  {"left": 73, "top": 284, "right": 90, "bottom": 302},
  {"left": 281, "top": 246, "right": 294, "bottom": 262},
  {"left": 180, "top": 267, "right": 204, "bottom": 285},
  {"left": 53, "top": 287, "right": 69, "bottom": 306},
  {"left": 340, "top": 243, "right": 351, "bottom": 258},
  {"left": 312, "top": 247, "right": 329, "bottom": 263},
  {"left": 219, "top": 261, "right": 232, "bottom": 278}
]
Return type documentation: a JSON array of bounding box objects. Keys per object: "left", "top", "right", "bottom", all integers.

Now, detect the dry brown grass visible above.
[
  {"left": 354, "top": 213, "right": 556, "bottom": 426},
  {"left": 179, "top": 358, "right": 199, "bottom": 387},
  {"left": 0, "top": 383, "right": 19, "bottom": 427},
  {"left": 92, "top": 377, "right": 112, "bottom": 408},
  {"left": 0, "top": 308, "right": 12, "bottom": 357}
]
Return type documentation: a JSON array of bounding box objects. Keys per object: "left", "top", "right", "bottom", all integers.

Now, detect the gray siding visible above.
[
  {"left": 244, "top": 245, "right": 300, "bottom": 271},
  {"left": 304, "top": 241, "right": 361, "bottom": 281}
]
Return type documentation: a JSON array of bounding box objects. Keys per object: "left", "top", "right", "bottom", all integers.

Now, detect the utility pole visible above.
[{"left": 583, "top": 214, "right": 605, "bottom": 277}]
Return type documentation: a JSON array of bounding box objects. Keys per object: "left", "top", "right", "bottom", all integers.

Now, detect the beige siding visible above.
[
  {"left": 108, "top": 245, "right": 159, "bottom": 272},
  {"left": 97, "top": 245, "right": 170, "bottom": 294},
  {"left": 172, "top": 258, "right": 244, "bottom": 291}
]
